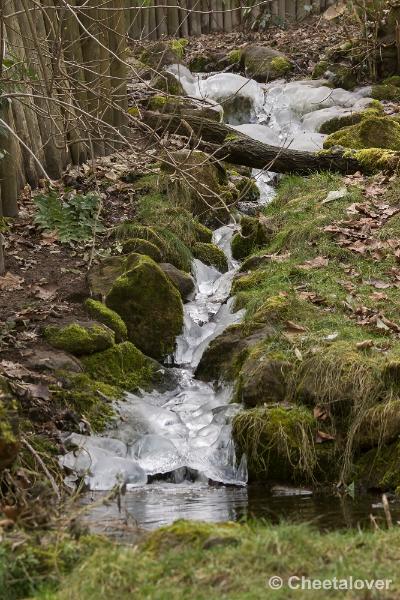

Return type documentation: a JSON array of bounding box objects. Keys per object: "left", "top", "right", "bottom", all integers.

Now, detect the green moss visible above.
[
  {"left": 84, "top": 299, "right": 127, "bottom": 342},
  {"left": 52, "top": 373, "right": 119, "bottom": 432},
  {"left": 81, "top": 341, "right": 156, "bottom": 392},
  {"left": 170, "top": 38, "right": 188, "bottom": 59},
  {"left": 44, "top": 323, "right": 115, "bottom": 356},
  {"left": 192, "top": 220, "right": 212, "bottom": 243},
  {"left": 312, "top": 60, "right": 329, "bottom": 79},
  {"left": 188, "top": 54, "right": 209, "bottom": 72},
  {"left": 371, "top": 83, "right": 400, "bottom": 101},
  {"left": 148, "top": 94, "right": 167, "bottom": 110},
  {"left": 228, "top": 49, "right": 242, "bottom": 64},
  {"left": 0, "top": 376, "right": 19, "bottom": 470},
  {"left": 235, "top": 176, "right": 260, "bottom": 202},
  {"left": 121, "top": 237, "right": 162, "bottom": 262},
  {"left": 231, "top": 215, "right": 269, "bottom": 260},
  {"left": 383, "top": 75, "right": 400, "bottom": 88},
  {"left": 324, "top": 115, "right": 400, "bottom": 152},
  {"left": 152, "top": 72, "right": 185, "bottom": 96},
  {"left": 345, "top": 148, "right": 399, "bottom": 173},
  {"left": 355, "top": 441, "right": 400, "bottom": 490},
  {"left": 192, "top": 242, "right": 228, "bottom": 273},
  {"left": 224, "top": 132, "right": 240, "bottom": 142},
  {"left": 233, "top": 406, "right": 316, "bottom": 481},
  {"left": 106, "top": 253, "right": 183, "bottom": 360},
  {"left": 270, "top": 55, "right": 292, "bottom": 75}
]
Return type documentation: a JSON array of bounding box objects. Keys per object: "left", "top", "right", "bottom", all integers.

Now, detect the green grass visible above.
[{"left": 28, "top": 520, "right": 400, "bottom": 599}]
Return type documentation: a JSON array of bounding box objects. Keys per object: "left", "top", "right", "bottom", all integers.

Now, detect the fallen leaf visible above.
[
  {"left": 370, "top": 291, "right": 388, "bottom": 301},
  {"left": 365, "top": 279, "right": 392, "bottom": 289},
  {"left": 0, "top": 360, "right": 31, "bottom": 379},
  {"left": 0, "top": 272, "right": 24, "bottom": 291},
  {"left": 314, "top": 405, "right": 329, "bottom": 421},
  {"left": 356, "top": 339, "right": 374, "bottom": 350},
  {"left": 321, "top": 187, "right": 347, "bottom": 204},
  {"left": 299, "top": 256, "right": 329, "bottom": 270},
  {"left": 285, "top": 320, "right": 307, "bottom": 333},
  {"left": 31, "top": 282, "right": 58, "bottom": 300},
  {"left": 294, "top": 348, "right": 303, "bottom": 361},
  {"left": 316, "top": 431, "right": 335, "bottom": 443}
]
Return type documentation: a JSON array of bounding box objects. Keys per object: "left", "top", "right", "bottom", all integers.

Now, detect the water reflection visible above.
[{"left": 83, "top": 483, "right": 400, "bottom": 534}]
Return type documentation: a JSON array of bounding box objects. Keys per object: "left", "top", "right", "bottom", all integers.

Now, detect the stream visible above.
[{"left": 61, "top": 70, "right": 400, "bottom": 532}]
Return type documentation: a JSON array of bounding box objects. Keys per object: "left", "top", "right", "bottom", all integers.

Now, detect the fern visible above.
[{"left": 34, "top": 191, "right": 104, "bottom": 243}]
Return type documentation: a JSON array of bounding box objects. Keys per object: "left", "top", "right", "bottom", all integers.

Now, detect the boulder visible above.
[
  {"left": 312, "top": 60, "right": 357, "bottom": 90},
  {"left": 161, "top": 150, "right": 231, "bottom": 226},
  {"left": 236, "top": 348, "right": 290, "bottom": 407},
  {"left": 25, "top": 347, "right": 83, "bottom": 373},
  {"left": 324, "top": 115, "right": 400, "bottom": 151},
  {"left": 231, "top": 215, "right": 272, "bottom": 260},
  {"left": 0, "top": 376, "right": 19, "bottom": 471},
  {"left": 139, "top": 40, "right": 187, "bottom": 69},
  {"left": 106, "top": 254, "right": 183, "bottom": 360},
  {"left": 159, "top": 263, "right": 195, "bottom": 299},
  {"left": 121, "top": 237, "right": 162, "bottom": 263},
  {"left": 242, "top": 45, "right": 293, "bottom": 82},
  {"left": 151, "top": 71, "right": 186, "bottom": 96},
  {"left": 81, "top": 341, "right": 158, "bottom": 392},
  {"left": 192, "top": 242, "right": 228, "bottom": 273},
  {"left": 147, "top": 95, "right": 222, "bottom": 122},
  {"left": 84, "top": 299, "right": 128, "bottom": 342},
  {"left": 44, "top": 321, "right": 115, "bottom": 356}
]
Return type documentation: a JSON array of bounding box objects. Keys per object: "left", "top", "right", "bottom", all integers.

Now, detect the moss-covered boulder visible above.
[
  {"left": 121, "top": 237, "right": 162, "bottom": 262},
  {"left": 44, "top": 322, "right": 115, "bottom": 356},
  {"left": 161, "top": 150, "right": 231, "bottom": 226},
  {"left": 324, "top": 115, "right": 400, "bottom": 152},
  {"left": 159, "top": 263, "right": 195, "bottom": 299},
  {"left": 233, "top": 406, "right": 317, "bottom": 482},
  {"left": 84, "top": 299, "right": 127, "bottom": 343},
  {"left": 0, "top": 376, "right": 19, "bottom": 470},
  {"left": 139, "top": 40, "right": 187, "bottom": 69},
  {"left": 151, "top": 71, "right": 186, "bottom": 96},
  {"left": 236, "top": 345, "right": 290, "bottom": 407},
  {"left": 81, "top": 341, "right": 157, "bottom": 392},
  {"left": 231, "top": 216, "right": 271, "bottom": 260},
  {"left": 355, "top": 441, "right": 400, "bottom": 492},
  {"left": 371, "top": 83, "right": 400, "bottom": 102},
  {"left": 235, "top": 176, "right": 261, "bottom": 203},
  {"left": 192, "top": 242, "right": 228, "bottom": 273},
  {"left": 106, "top": 254, "right": 183, "bottom": 360},
  {"left": 318, "top": 102, "right": 384, "bottom": 135},
  {"left": 242, "top": 45, "right": 293, "bottom": 82},
  {"left": 193, "top": 221, "right": 213, "bottom": 243},
  {"left": 312, "top": 60, "right": 357, "bottom": 90}
]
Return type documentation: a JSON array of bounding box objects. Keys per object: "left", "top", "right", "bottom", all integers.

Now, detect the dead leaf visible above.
[
  {"left": 365, "top": 279, "right": 392, "bottom": 289},
  {"left": 316, "top": 431, "right": 336, "bottom": 443},
  {"left": 356, "top": 340, "right": 374, "bottom": 350},
  {"left": 294, "top": 348, "right": 303, "bottom": 361},
  {"left": 285, "top": 320, "right": 307, "bottom": 333},
  {"left": 314, "top": 405, "right": 329, "bottom": 421},
  {"left": 0, "top": 360, "right": 31, "bottom": 379},
  {"left": 299, "top": 256, "right": 329, "bottom": 270},
  {"left": 0, "top": 272, "right": 24, "bottom": 291},
  {"left": 31, "top": 282, "right": 58, "bottom": 300},
  {"left": 370, "top": 291, "right": 388, "bottom": 301}
]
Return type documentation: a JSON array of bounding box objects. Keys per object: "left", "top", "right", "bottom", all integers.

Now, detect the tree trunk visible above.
[{"left": 141, "top": 110, "right": 366, "bottom": 175}]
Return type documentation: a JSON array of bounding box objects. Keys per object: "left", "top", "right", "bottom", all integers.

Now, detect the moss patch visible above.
[
  {"left": 371, "top": 83, "right": 400, "bottom": 101},
  {"left": 84, "top": 299, "right": 127, "bottom": 342},
  {"left": 81, "top": 341, "right": 156, "bottom": 393},
  {"left": 192, "top": 242, "right": 228, "bottom": 272},
  {"left": 44, "top": 323, "right": 115, "bottom": 356},
  {"left": 121, "top": 237, "right": 162, "bottom": 262},
  {"left": 106, "top": 253, "right": 183, "bottom": 360},
  {"left": 324, "top": 115, "right": 400, "bottom": 152}
]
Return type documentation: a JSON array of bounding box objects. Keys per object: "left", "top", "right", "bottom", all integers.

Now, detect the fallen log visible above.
[{"left": 141, "top": 110, "right": 395, "bottom": 175}]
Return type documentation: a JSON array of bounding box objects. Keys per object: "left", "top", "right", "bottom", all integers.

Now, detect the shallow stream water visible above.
[{"left": 62, "top": 70, "right": 400, "bottom": 532}]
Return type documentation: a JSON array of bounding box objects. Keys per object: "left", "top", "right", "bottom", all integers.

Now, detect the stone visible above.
[
  {"left": 242, "top": 45, "right": 293, "bottom": 82},
  {"left": 84, "top": 299, "right": 128, "bottom": 342},
  {"left": 25, "top": 346, "right": 83, "bottom": 373},
  {"left": 121, "top": 238, "right": 162, "bottom": 263},
  {"left": 159, "top": 263, "right": 195, "bottom": 299},
  {"left": 236, "top": 350, "right": 290, "bottom": 407},
  {"left": 192, "top": 242, "right": 229, "bottom": 273},
  {"left": 44, "top": 321, "right": 115, "bottom": 356},
  {"left": 106, "top": 254, "right": 183, "bottom": 360}
]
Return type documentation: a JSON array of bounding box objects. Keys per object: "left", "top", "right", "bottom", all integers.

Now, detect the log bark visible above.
[{"left": 141, "top": 110, "right": 366, "bottom": 175}]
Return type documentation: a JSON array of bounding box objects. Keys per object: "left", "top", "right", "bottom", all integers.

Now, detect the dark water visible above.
[{"left": 82, "top": 482, "right": 400, "bottom": 535}]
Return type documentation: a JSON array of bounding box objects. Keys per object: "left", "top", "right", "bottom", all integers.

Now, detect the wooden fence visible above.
[{"left": 127, "top": 0, "right": 331, "bottom": 39}]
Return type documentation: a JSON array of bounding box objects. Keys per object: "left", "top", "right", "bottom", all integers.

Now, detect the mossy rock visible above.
[
  {"left": 52, "top": 373, "right": 119, "bottom": 432},
  {"left": 106, "top": 253, "right": 183, "bottom": 360},
  {"left": 151, "top": 72, "right": 185, "bottom": 96},
  {"left": 383, "top": 75, "right": 400, "bottom": 88},
  {"left": 319, "top": 102, "right": 383, "bottom": 134},
  {"left": 121, "top": 237, "right": 162, "bottom": 262},
  {"left": 192, "top": 242, "right": 228, "bottom": 273},
  {"left": 355, "top": 441, "right": 400, "bottom": 491},
  {"left": 84, "top": 299, "right": 127, "bottom": 343},
  {"left": 242, "top": 45, "right": 293, "bottom": 82},
  {"left": 88, "top": 255, "right": 127, "bottom": 298},
  {"left": 44, "top": 322, "right": 115, "bottom": 356},
  {"left": 147, "top": 94, "right": 222, "bottom": 122},
  {"left": 192, "top": 220, "right": 213, "bottom": 243},
  {"left": 312, "top": 61, "right": 356, "bottom": 90},
  {"left": 235, "top": 177, "right": 260, "bottom": 203},
  {"left": 139, "top": 40, "right": 184, "bottom": 69},
  {"left": 159, "top": 263, "right": 195, "bottom": 299},
  {"left": 233, "top": 406, "right": 317, "bottom": 482},
  {"left": 0, "top": 376, "right": 19, "bottom": 470},
  {"left": 231, "top": 216, "right": 270, "bottom": 260},
  {"left": 371, "top": 84, "right": 400, "bottom": 102},
  {"left": 324, "top": 116, "right": 400, "bottom": 152},
  {"left": 161, "top": 150, "right": 231, "bottom": 226},
  {"left": 82, "top": 342, "right": 157, "bottom": 392}
]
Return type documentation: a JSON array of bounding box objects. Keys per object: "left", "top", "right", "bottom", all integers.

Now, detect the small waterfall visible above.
[{"left": 61, "top": 226, "right": 248, "bottom": 491}]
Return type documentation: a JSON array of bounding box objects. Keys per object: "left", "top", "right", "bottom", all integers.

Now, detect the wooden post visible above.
[
  {"left": 179, "top": 0, "right": 189, "bottom": 37},
  {"left": 156, "top": 0, "right": 168, "bottom": 37},
  {"left": 188, "top": 0, "right": 202, "bottom": 36},
  {"left": 148, "top": 1, "right": 158, "bottom": 39},
  {"left": 168, "top": 0, "right": 181, "bottom": 36},
  {"left": 224, "top": 0, "right": 233, "bottom": 32}
]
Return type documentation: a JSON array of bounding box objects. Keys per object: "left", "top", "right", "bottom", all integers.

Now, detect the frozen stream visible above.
[{"left": 62, "top": 69, "right": 377, "bottom": 527}]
